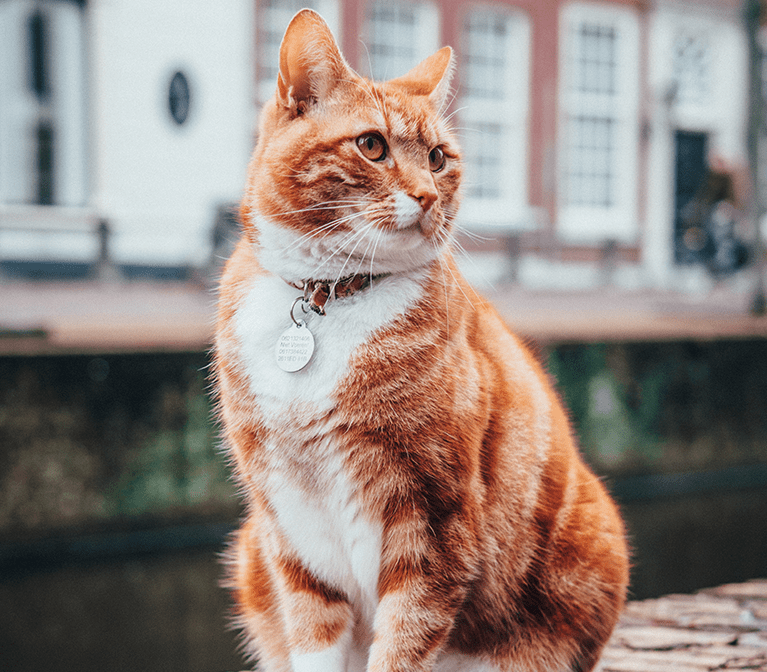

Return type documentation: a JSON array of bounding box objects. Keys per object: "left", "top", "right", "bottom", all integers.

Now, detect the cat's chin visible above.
[
  {"left": 259, "top": 243, "right": 442, "bottom": 286},
  {"left": 254, "top": 213, "right": 448, "bottom": 284}
]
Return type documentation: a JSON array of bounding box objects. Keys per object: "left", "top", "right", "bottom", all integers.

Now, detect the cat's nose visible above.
[{"left": 411, "top": 182, "right": 438, "bottom": 212}]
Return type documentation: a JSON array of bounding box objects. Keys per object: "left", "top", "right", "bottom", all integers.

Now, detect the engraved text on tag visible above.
[{"left": 275, "top": 321, "right": 315, "bottom": 372}]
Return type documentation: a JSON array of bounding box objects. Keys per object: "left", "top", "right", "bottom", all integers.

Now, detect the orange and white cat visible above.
[{"left": 214, "top": 9, "right": 628, "bottom": 672}]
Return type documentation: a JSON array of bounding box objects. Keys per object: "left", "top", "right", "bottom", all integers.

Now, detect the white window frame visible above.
[
  {"left": 363, "top": 0, "right": 439, "bottom": 81},
  {"left": 459, "top": 7, "right": 531, "bottom": 231},
  {"left": 0, "top": 0, "right": 88, "bottom": 208},
  {"left": 558, "top": 2, "right": 640, "bottom": 243},
  {"left": 256, "top": 0, "right": 342, "bottom": 105}
]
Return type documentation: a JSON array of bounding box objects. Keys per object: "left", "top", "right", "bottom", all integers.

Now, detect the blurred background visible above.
[{"left": 1, "top": 0, "right": 767, "bottom": 670}]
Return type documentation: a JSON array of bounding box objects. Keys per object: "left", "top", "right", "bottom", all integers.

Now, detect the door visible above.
[{"left": 673, "top": 130, "right": 709, "bottom": 264}]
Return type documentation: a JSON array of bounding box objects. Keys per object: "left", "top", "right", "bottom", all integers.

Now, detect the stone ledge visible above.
[{"left": 596, "top": 579, "right": 767, "bottom": 671}]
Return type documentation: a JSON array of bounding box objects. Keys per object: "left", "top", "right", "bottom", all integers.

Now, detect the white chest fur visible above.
[
  {"left": 232, "top": 266, "right": 426, "bottom": 628},
  {"left": 233, "top": 270, "right": 425, "bottom": 414}
]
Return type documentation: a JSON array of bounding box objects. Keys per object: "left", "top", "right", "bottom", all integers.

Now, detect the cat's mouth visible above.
[
  {"left": 392, "top": 215, "right": 438, "bottom": 238},
  {"left": 390, "top": 192, "right": 435, "bottom": 236},
  {"left": 394, "top": 219, "right": 425, "bottom": 234}
]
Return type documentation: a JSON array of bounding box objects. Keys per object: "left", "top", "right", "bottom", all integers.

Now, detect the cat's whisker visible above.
[
  {"left": 358, "top": 39, "right": 374, "bottom": 81},
  {"left": 272, "top": 199, "right": 368, "bottom": 218},
  {"left": 454, "top": 225, "right": 493, "bottom": 245},
  {"left": 442, "top": 105, "right": 467, "bottom": 127},
  {"left": 437, "top": 85, "right": 459, "bottom": 119},
  {"left": 427, "top": 226, "right": 481, "bottom": 309},
  {"left": 282, "top": 219, "right": 348, "bottom": 253},
  {"left": 281, "top": 210, "right": 373, "bottom": 254},
  {"left": 266, "top": 204, "right": 369, "bottom": 248},
  {"left": 444, "top": 256, "right": 479, "bottom": 309},
  {"left": 333, "top": 235, "right": 370, "bottom": 286},
  {"left": 435, "top": 253, "right": 452, "bottom": 342},
  {"left": 367, "top": 228, "right": 384, "bottom": 282},
  {"left": 452, "top": 127, "right": 481, "bottom": 137},
  {"left": 309, "top": 221, "right": 375, "bottom": 278},
  {"left": 445, "top": 86, "right": 461, "bottom": 113},
  {"left": 349, "top": 70, "right": 388, "bottom": 120},
  {"left": 349, "top": 226, "right": 380, "bottom": 279}
]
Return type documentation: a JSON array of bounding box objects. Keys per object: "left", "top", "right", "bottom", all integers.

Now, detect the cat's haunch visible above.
[{"left": 213, "top": 9, "right": 629, "bottom": 672}]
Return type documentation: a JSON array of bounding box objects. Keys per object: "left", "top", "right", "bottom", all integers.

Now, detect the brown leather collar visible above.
[{"left": 288, "top": 274, "right": 389, "bottom": 315}]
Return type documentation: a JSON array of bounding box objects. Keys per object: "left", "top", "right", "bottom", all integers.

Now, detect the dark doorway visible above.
[{"left": 673, "top": 130, "right": 709, "bottom": 264}]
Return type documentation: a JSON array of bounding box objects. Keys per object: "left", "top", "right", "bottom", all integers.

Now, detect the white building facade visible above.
[
  {"left": 643, "top": 0, "right": 750, "bottom": 290},
  {"left": 0, "top": 0, "right": 758, "bottom": 293},
  {"left": 0, "top": 0, "right": 254, "bottom": 271}
]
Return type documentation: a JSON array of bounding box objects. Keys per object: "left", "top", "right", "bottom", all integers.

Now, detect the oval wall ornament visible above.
[{"left": 168, "top": 71, "right": 191, "bottom": 125}]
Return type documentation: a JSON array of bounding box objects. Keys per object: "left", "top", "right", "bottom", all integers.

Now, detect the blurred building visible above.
[
  {"left": 257, "top": 0, "right": 756, "bottom": 290},
  {"left": 0, "top": 0, "right": 254, "bottom": 276},
  {"left": 0, "top": 0, "right": 758, "bottom": 289}
]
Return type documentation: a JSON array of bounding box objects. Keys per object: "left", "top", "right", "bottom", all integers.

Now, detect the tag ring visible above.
[{"left": 289, "top": 296, "right": 308, "bottom": 326}]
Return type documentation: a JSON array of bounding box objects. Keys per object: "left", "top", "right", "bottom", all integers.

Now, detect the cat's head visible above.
[{"left": 242, "top": 9, "right": 462, "bottom": 283}]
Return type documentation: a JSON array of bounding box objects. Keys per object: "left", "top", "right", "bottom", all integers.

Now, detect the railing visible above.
[{"left": 0, "top": 205, "right": 112, "bottom": 278}]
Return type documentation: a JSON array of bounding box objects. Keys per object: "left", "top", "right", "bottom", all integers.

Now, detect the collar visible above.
[{"left": 287, "top": 273, "right": 389, "bottom": 315}]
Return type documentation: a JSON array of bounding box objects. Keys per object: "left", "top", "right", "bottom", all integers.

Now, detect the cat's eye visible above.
[
  {"left": 429, "top": 146, "right": 446, "bottom": 173},
  {"left": 356, "top": 133, "right": 387, "bottom": 162}
]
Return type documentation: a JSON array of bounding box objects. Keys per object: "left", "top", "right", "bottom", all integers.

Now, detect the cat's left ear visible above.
[
  {"left": 276, "top": 9, "right": 352, "bottom": 115},
  {"left": 389, "top": 47, "right": 455, "bottom": 112}
]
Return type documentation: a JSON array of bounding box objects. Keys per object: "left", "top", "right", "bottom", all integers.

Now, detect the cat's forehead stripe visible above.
[
  {"left": 385, "top": 107, "right": 438, "bottom": 147},
  {"left": 352, "top": 82, "right": 438, "bottom": 144}
]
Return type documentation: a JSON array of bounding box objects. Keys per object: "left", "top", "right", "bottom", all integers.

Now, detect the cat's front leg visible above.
[
  {"left": 367, "top": 570, "right": 470, "bottom": 672},
  {"left": 271, "top": 553, "right": 355, "bottom": 672},
  {"left": 365, "top": 514, "right": 476, "bottom": 672}
]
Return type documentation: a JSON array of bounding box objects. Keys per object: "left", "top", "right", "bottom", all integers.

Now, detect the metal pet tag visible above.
[{"left": 275, "top": 320, "right": 315, "bottom": 372}]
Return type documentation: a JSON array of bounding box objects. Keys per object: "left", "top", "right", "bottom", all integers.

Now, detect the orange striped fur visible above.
[{"left": 214, "top": 10, "right": 629, "bottom": 672}]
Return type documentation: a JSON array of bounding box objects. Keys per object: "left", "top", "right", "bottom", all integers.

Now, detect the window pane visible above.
[
  {"left": 366, "top": 1, "right": 422, "bottom": 80},
  {"left": 29, "top": 12, "right": 49, "bottom": 101},
  {"left": 461, "top": 11, "right": 512, "bottom": 201},
  {"left": 35, "top": 121, "right": 55, "bottom": 205},
  {"left": 462, "top": 122, "right": 502, "bottom": 199},
  {"left": 566, "top": 115, "right": 614, "bottom": 207},
  {"left": 564, "top": 15, "right": 622, "bottom": 208},
  {"left": 673, "top": 30, "right": 709, "bottom": 105},
  {"left": 572, "top": 22, "right": 616, "bottom": 96},
  {"left": 462, "top": 11, "right": 507, "bottom": 99}
]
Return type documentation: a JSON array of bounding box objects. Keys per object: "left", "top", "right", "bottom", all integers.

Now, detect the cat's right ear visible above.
[{"left": 276, "top": 9, "right": 351, "bottom": 116}]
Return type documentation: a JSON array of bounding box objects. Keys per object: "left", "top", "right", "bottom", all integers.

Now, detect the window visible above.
[
  {"left": 559, "top": 3, "right": 640, "bottom": 242},
  {"left": 35, "top": 121, "right": 55, "bottom": 205},
  {"left": 363, "top": 0, "right": 439, "bottom": 81},
  {"left": 463, "top": 122, "right": 503, "bottom": 199},
  {"left": 565, "top": 115, "right": 615, "bottom": 208},
  {"left": 460, "top": 8, "right": 531, "bottom": 229},
  {"left": 0, "top": 0, "right": 87, "bottom": 207},
  {"left": 256, "top": 0, "right": 341, "bottom": 104},
  {"left": 29, "top": 11, "right": 49, "bottom": 101},
  {"left": 29, "top": 10, "right": 55, "bottom": 204},
  {"left": 168, "top": 71, "right": 191, "bottom": 126},
  {"left": 672, "top": 30, "right": 710, "bottom": 106}
]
